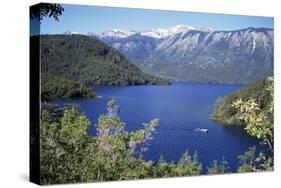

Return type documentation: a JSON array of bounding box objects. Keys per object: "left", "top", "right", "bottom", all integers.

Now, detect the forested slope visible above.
[{"left": 212, "top": 78, "right": 272, "bottom": 125}]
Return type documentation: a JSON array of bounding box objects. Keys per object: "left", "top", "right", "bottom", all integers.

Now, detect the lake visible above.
[{"left": 56, "top": 83, "right": 262, "bottom": 173}]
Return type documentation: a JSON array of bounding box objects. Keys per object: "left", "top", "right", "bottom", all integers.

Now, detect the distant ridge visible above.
[{"left": 81, "top": 25, "right": 273, "bottom": 84}]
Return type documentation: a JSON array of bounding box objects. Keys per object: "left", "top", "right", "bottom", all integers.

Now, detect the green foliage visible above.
[
  {"left": 40, "top": 105, "right": 94, "bottom": 184},
  {"left": 174, "top": 151, "right": 202, "bottom": 176},
  {"left": 231, "top": 78, "right": 274, "bottom": 172},
  {"left": 41, "top": 74, "right": 95, "bottom": 101},
  {"left": 154, "top": 156, "right": 176, "bottom": 177},
  {"left": 96, "top": 100, "right": 124, "bottom": 137},
  {"left": 40, "top": 99, "right": 202, "bottom": 184},
  {"left": 151, "top": 151, "right": 202, "bottom": 178},
  {"left": 130, "top": 119, "right": 159, "bottom": 157},
  {"left": 207, "top": 157, "right": 230, "bottom": 175},
  {"left": 40, "top": 34, "right": 170, "bottom": 87},
  {"left": 212, "top": 77, "right": 273, "bottom": 172},
  {"left": 39, "top": 34, "right": 169, "bottom": 100},
  {"left": 237, "top": 147, "right": 273, "bottom": 173},
  {"left": 212, "top": 78, "right": 273, "bottom": 126},
  {"left": 232, "top": 77, "right": 273, "bottom": 151}
]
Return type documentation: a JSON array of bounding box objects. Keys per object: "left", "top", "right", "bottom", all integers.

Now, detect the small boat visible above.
[{"left": 195, "top": 128, "right": 208, "bottom": 133}]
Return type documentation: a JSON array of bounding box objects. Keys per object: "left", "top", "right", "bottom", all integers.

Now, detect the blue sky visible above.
[{"left": 40, "top": 4, "right": 274, "bottom": 34}]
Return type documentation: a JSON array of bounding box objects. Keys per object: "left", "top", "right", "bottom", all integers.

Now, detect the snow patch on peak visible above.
[
  {"left": 64, "top": 30, "right": 79, "bottom": 35},
  {"left": 93, "top": 24, "right": 215, "bottom": 39},
  {"left": 169, "top": 24, "right": 196, "bottom": 32},
  {"left": 140, "top": 24, "right": 213, "bottom": 39},
  {"left": 140, "top": 25, "right": 194, "bottom": 39},
  {"left": 99, "top": 29, "right": 136, "bottom": 39},
  {"left": 140, "top": 29, "right": 168, "bottom": 38},
  {"left": 197, "top": 26, "right": 214, "bottom": 32}
]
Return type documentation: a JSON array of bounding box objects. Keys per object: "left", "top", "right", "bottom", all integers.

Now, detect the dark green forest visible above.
[
  {"left": 40, "top": 35, "right": 170, "bottom": 100},
  {"left": 41, "top": 73, "right": 95, "bottom": 101}
]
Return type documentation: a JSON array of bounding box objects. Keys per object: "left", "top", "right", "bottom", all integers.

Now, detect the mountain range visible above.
[{"left": 65, "top": 25, "right": 274, "bottom": 84}]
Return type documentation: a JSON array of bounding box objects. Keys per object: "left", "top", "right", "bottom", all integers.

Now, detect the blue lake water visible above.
[{"left": 56, "top": 83, "right": 262, "bottom": 173}]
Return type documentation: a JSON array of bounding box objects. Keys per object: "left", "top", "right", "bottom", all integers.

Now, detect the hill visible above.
[
  {"left": 211, "top": 78, "right": 272, "bottom": 125},
  {"left": 40, "top": 35, "right": 170, "bottom": 100},
  {"left": 41, "top": 34, "right": 169, "bottom": 85}
]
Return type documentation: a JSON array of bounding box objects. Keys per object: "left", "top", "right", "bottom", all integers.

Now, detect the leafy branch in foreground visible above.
[
  {"left": 207, "top": 157, "right": 230, "bottom": 175},
  {"left": 237, "top": 147, "right": 273, "bottom": 173},
  {"left": 129, "top": 119, "right": 159, "bottom": 157},
  {"left": 30, "top": 3, "right": 64, "bottom": 21},
  {"left": 232, "top": 77, "right": 274, "bottom": 172},
  {"left": 40, "top": 99, "right": 202, "bottom": 184},
  {"left": 232, "top": 77, "right": 274, "bottom": 151},
  {"left": 212, "top": 78, "right": 273, "bottom": 125}
]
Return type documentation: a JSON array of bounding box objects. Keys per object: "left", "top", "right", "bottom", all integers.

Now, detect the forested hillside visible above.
[
  {"left": 40, "top": 35, "right": 169, "bottom": 98},
  {"left": 41, "top": 73, "right": 95, "bottom": 101},
  {"left": 212, "top": 78, "right": 273, "bottom": 125}
]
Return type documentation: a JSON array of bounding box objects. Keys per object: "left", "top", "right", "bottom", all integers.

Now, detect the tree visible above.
[
  {"left": 96, "top": 98, "right": 125, "bottom": 137},
  {"left": 40, "top": 99, "right": 204, "bottom": 184},
  {"left": 30, "top": 3, "right": 64, "bottom": 21},
  {"left": 40, "top": 105, "right": 94, "bottom": 184},
  {"left": 212, "top": 78, "right": 273, "bottom": 125},
  {"left": 207, "top": 157, "right": 230, "bottom": 175},
  {"left": 232, "top": 77, "right": 274, "bottom": 151},
  {"left": 40, "top": 35, "right": 170, "bottom": 90},
  {"left": 41, "top": 74, "right": 95, "bottom": 101},
  {"left": 129, "top": 119, "right": 159, "bottom": 158},
  {"left": 154, "top": 155, "right": 177, "bottom": 177},
  {"left": 232, "top": 77, "right": 274, "bottom": 172},
  {"left": 174, "top": 150, "right": 202, "bottom": 176},
  {"left": 237, "top": 147, "right": 273, "bottom": 173}
]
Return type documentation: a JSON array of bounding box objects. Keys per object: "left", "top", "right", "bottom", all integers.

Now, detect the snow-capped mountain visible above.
[
  {"left": 62, "top": 25, "right": 273, "bottom": 84},
  {"left": 140, "top": 25, "right": 198, "bottom": 38},
  {"left": 153, "top": 27, "right": 273, "bottom": 63},
  {"left": 94, "top": 29, "right": 136, "bottom": 39},
  {"left": 93, "top": 25, "right": 210, "bottom": 39},
  {"left": 93, "top": 25, "right": 273, "bottom": 84}
]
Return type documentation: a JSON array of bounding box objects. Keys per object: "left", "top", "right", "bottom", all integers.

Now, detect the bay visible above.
[{"left": 56, "top": 83, "right": 262, "bottom": 172}]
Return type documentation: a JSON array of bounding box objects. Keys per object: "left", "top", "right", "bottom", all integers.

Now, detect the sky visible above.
[{"left": 40, "top": 4, "right": 274, "bottom": 35}]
